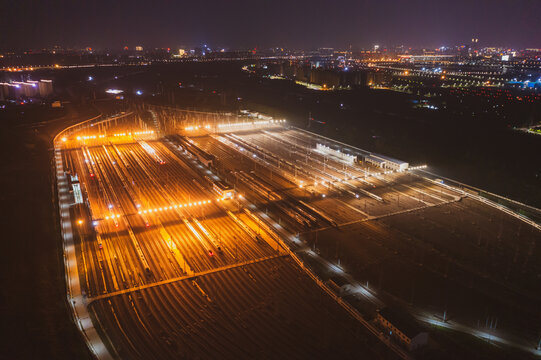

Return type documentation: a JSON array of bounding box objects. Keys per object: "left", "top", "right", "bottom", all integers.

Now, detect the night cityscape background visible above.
[{"left": 1, "top": 1, "right": 540, "bottom": 360}]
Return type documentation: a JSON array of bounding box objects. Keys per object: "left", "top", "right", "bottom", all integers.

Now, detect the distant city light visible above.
[{"left": 106, "top": 89, "right": 123, "bottom": 94}]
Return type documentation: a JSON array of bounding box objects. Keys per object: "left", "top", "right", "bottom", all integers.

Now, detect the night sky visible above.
[{"left": 1, "top": 0, "right": 540, "bottom": 50}]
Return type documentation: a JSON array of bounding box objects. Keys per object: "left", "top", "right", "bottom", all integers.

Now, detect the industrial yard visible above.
[{"left": 54, "top": 109, "right": 541, "bottom": 359}]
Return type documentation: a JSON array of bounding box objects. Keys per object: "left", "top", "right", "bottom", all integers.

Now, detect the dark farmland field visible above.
[{"left": 302, "top": 197, "right": 541, "bottom": 359}]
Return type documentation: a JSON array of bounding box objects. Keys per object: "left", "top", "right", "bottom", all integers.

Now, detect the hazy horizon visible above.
[{"left": 1, "top": 0, "right": 540, "bottom": 50}]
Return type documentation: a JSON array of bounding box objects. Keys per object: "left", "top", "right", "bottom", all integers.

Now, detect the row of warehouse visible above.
[
  {"left": 0, "top": 79, "right": 53, "bottom": 100},
  {"left": 315, "top": 142, "right": 409, "bottom": 171},
  {"left": 364, "top": 153, "right": 409, "bottom": 172}
]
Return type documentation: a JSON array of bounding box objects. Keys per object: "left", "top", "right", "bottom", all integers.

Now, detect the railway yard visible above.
[{"left": 56, "top": 114, "right": 541, "bottom": 359}]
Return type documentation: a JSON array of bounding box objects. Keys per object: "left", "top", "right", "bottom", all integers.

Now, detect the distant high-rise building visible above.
[
  {"left": 27, "top": 81, "right": 40, "bottom": 95},
  {"left": 280, "top": 62, "right": 295, "bottom": 78},
  {"left": 13, "top": 81, "right": 39, "bottom": 97},
  {"left": 12, "top": 83, "right": 23, "bottom": 98},
  {"left": 172, "top": 49, "right": 187, "bottom": 58},
  {"left": 318, "top": 48, "right": 334, "bottom": 56},
  {"left": 193, "top": 47, "right": 204, "bottom": 57},
  {"left": 39, "top": 80, "right": 53, "bottom": 97},
  {"left": 3, "top": 83, "right": 22, "bottom": 98},
  {"left": 366, "top": 70, "right": 390, "bottom": 86},
  {"left": 310, "top": 68, "right": 340, "bottom": 88},
  {"left": 470, "top": 38, "right": 479, "bottom": 55},
  {"left": 294, "top": 65, "right": 310, "bottom": 83},
  {"left": 0, "top": 80, "right": 53, "bottom": 99},
  {"left": 0, "top": 83, "right": 9, "bottom": 100}
]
